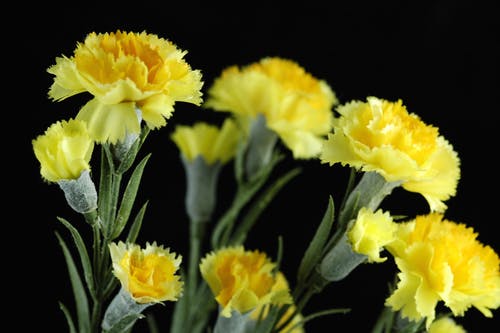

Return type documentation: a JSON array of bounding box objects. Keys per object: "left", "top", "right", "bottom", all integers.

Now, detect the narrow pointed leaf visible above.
[
  {"left": 57, "top": 217, "right": 95, "bottom": 300},
  {"left": 112, "top": 153, "right": 151, "bottom": 239},
  {"left": 59, "top": 302, "right": 77, "bottom": 333},
  {"left": 55, "top": 231, "right": 90, "bottom": 333},
  {"left": 297, "top": 196, "right": 335, "bottom": 285},
  {"left": 98, "top": 145, "right": 113, "bottom": 235},
  {"left": 126, "top": 201, "right": 148, "bottom": 243}
]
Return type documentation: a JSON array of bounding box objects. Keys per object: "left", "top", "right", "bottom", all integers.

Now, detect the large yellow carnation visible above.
[
  {"left": 48, "top": 30, "right": 203, "bottom": 143},
  {"left": 385, "top": 213, "right": 500, "bottom": 328},
  {"left": 199, "top": 246, "right": 292, "bottom": 317},
  {"left": 320, "top": 96, "right": 460, "bottom": 212},
  {"left": 203, "top": 57, "right": 337, "bottom": 158}
]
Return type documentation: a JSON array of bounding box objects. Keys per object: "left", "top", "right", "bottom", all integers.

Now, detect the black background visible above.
[{"left": 17, "top": 0, "right": 499, "bottom": 332}]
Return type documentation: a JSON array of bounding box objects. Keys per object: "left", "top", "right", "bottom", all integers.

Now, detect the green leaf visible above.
[
  {"left": 57, "top": 217, "right": 95, "bottom": 301},
  {"left": 98, "top": 145, "right": 114, "bottom": 235},
  {"left": 297, "top": 196, "right": 335, "bottom": 285},
  {"left": 55, "top": 231, "right": 90, "bottom": 333},
  {"left": 59, "top": 302, "right": 77, "bottom": 333},
  {"left": 125, "top": 201, "right": 148, "bottom": 243},
  {"left": 230, "top": 167, "right": 301, "bottom": 245},
  {"left": 112, "top": 153, "right": 151, "bottom": 239}
]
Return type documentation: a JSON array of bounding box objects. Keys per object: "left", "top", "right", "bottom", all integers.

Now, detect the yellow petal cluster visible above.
[
  {"left": 109, "top": 241, "right": 183, "bottom": 304},
  {"left": 48, "top": 30, "right": 203, "bottom": 143},
  {"left": 171, "top": 118, "right": 241, "bottom": 164},
  {"left": 32, "top": 119, "right": 94, "bottom": 182},
  {"left": 203, "top": 57, "right": 337, "bottom": 159},
  {"left": 320, "top": 96, "right": 460, "bottom": 212},
  {"left": 347, "top": 207, "right": 397, "bottom": 263},
  {"left": 249, "top": 271, "right": 304, "bottom": 333},
  {"left": 199, "top": 246, "right": 292, "bottom": 317},
  {"left": 428, "top": 317, "right": 466, "bottom": 333},
  {"left": 385, "top": 213, "right": 500, "bottom": 328}
]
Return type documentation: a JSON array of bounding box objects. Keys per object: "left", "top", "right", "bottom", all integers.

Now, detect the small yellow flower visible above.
[
  {"left": 320, "top": 96, "right": 460, "bottom": 212},
  {"left": 199, "top": 246, "right": 292, "bottom": 317},
  {"left": 32, "top": 119, "right": 94, "bottom": 183},
  {"left": 171, "top": 118, "right": 241, "bottom": 164},
  {"left": 48, "top": 30, "right": 203, "bottom": 143},
  {"left": 250, "top": 272, "right": 304, "bottom": 333},
  {"left": 385, "top": 213, "right": 500, "bottom": 328},
  {"left": 347, "top": 207, "right": 397, "bottom": 263},
  {"left": 109, "top": 241, "right": 183, "bottom": 304},
  {"left": 428, "top": 317, "right": 466, "bottom": 333},
  {"left": 204, "top": 57, "right": 337, "bottom": 159}
]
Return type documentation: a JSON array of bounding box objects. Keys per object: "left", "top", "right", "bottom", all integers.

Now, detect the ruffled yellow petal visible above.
[
  {"left": 204, "top": 57, "right": 337, "bottom": 159},
  {"left": 320, "top": 96, "right": 460, "bottom": 212},
  {"left": 348, "top": 207, "right": 397, "bottom": 263},
  {"left": 109, "top": 241, "right": 183, "bottom": 304},
  {"left": 32, "top": 119, "right": 94, "bottom": 182},
  {"left": 76, "top": 99, "right": 140, "bottom": 144},
  {"left": 385, "top": 213, "right": 500, "bottom": 328},
  {"left": 199, "top": 246, "right": 292, "bottom": 317},
  {"left": 47, "top": 30, "right": 203, "bottom": 143},
  {"left": 171, "top": 118, "right": 241, "bottom": 164}
]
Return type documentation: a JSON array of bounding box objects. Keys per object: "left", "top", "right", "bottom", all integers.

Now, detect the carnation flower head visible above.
[
  {"left": 203, "top": 57, "right": 337, "bottom": 159},
  {"left": 347, "top": 207, "right": 397, "bottom": 263},
  {"left": 385, "top": 213, "right": 500, "bottom": 328},
  {"left": 32, "top": 118, "right": 94, "bottom": 182},
  {"left": 320, "top": 96, "right": 460, "bottom": 212},
  {"left": 171, "top": 117, "right": 241, "bottom": 165},
  {"left": 199, "top": 245, "right": 292, "bottom": 317},
  {"left": 109, "top": 241, "right": 183, "bottom": 304},
  {"left": 48, "top": 30, "right": 203, "bottom": 144}
]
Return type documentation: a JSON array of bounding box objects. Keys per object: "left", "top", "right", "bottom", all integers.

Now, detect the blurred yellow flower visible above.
[
  {"left": 320, "top": 96, "right": 460, "bottom": 212},
  {"left": 204, "top": 57, "right": 337, "bottom": 159},
  {"left": 250, "top": 272, "right": 304, "bottom": 333},
  {"left": 199, "top": 246, "right": 292, "bottom": 317},
  {"left": 428, "top": 317, "right": 466, "bottom": 333},
  {"left": 48, "top": 30, "right": 203, "bottom": 143},
  {"left": 32, "top": 119, "right": 94, "bottom": 182},
  {"left": 347, "top": 207, "right": 397, "bottom": 263},
  {"left": 109, "top": 241, "right": 183, "bottom": 304},
  {"left": 385, "top": 213, "right": 500, "bottom": 328},
  {"left": 171, "top": 118, "right": 241, "bottom": 164}
]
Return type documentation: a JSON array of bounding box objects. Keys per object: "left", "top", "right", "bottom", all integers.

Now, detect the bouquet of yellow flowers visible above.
[{"left": 32, "top": 30, "right": 500, "bottom": 333}]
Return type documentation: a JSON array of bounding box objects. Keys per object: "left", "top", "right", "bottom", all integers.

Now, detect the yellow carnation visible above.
[
  {"left": 199, "top": 246, "right": 292, "bottom": 317},
  {"left": 347, "top": 207, "right": 397, "bottom": 263},
  {"left": 320, "top": 96, "right": 460, "bottom": 212},
  {"left": 109, "top": 241, "right": 183, "bottom": 304},
  {"left": 48, "top": 30, "right": 203, "bottom": 143},
  {"left": 385, "top": 213, "right": 500, "bottom": 328},
  {"left": 171, "top": 118, "right": 241, "bottom": 164},
  {"left": 32, "top": 119, "right": 94, "bottom": 182},
  {"left": 204, "top": 57, "right": 337, "bottom": 159}
]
